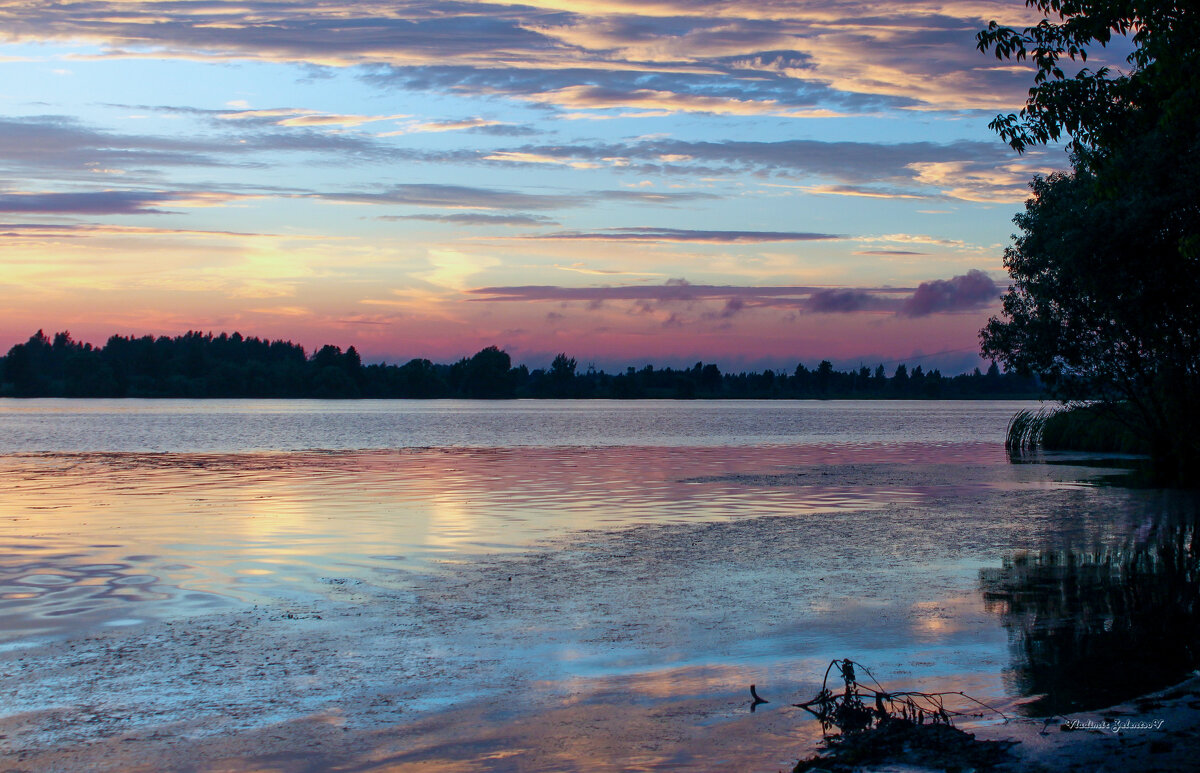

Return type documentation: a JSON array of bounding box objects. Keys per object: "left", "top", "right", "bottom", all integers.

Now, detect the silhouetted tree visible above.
[
  {"left": 978, "top": 0, "right": 1200, "bottom": 480},
  {"left": 462, "top": 346, "right": 515, "bottom": 398},
  {"left": 814, "top": 360, "right": 833, "bottom": 396},
  {"left": 700, "top": 363, "right": 722, "bottom": 393},
  {"left": 548, "top": 353, "right": 577, "bottom": 397},
  {"left": 395, "top": 358, "right": 446, "bottom": 397},
  {"left": 4, "top": 331, "right": 51, "bottom": 396}
]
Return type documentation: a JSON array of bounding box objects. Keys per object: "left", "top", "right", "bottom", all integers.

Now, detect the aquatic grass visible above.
[
  {"left": 1006, "top": 403, "right": 1149, "bottom": 455},
  {"left": 1005, "top": 407, "right": 1053, "bottom": 452}
]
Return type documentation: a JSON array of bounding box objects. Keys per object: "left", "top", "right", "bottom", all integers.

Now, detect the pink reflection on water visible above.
[{"left": 1, "top": 442, "right": 1012, "bottom": 638}]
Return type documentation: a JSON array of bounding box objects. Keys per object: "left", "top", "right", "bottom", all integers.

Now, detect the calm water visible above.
[
  {"left": 1, "top": 399, "right": 1035, "bottom": 640},
  {"left": 0, "top": 398, "right": 1032, "bottom": 452},
  {"left": 2, "top": 399, "right": 1195, "bottom": 769}
]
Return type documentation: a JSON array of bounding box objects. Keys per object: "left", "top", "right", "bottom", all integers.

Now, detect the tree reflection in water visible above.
[{"left": 981, "top": 493, "right": 1200, "bottom": 715}]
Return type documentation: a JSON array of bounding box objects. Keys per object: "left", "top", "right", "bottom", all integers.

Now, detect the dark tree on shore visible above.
[
  {"left": 978, "top": 0, "right": 1200, "bottom": 481},
  {"left": 459, "top": 345, "right": 516, "bottom": 398},
  {"left": 548, "top": 353, "right": 578, "bottom": 397}
]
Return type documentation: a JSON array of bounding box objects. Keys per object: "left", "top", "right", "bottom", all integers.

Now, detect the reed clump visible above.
[{"left": 1005, "top": 403, "right": 1148, "bottom": 455}]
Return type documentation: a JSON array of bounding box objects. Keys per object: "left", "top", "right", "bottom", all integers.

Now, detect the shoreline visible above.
[
  {"left": 968, "top": 672, "right": 1200, "bottom": 771},
  {"left": 788, "top": 671, "right": 1200, "bottom": 772}
]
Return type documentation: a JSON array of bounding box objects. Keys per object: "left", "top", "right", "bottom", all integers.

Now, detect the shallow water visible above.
[
  {"left": 1, "top": 399, "right": 1192, "bottom": 770},
  {"left": 0, "top": 444, "right": 952, "bottom": 639}
]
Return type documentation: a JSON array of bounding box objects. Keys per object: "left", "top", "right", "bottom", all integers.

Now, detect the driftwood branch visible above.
[
  {"left": 793, "top": 659, "right": 1009, "bottom": 737},
  {"left": 789, "top": 659, "right": 1017, "bottom": 772}
]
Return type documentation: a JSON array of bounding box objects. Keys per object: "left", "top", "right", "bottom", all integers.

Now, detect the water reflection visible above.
[
  {"left": 0, "top": 398, "right": 1040, "bottom": 453},
  {"left": 980, "top": 491, "right": 1200, "bottom": 715},
  {"left": 3, "top": 444, "right": 986, "bottom": 640},
  {"left": 5, "top": 428, "right": 1156, "bottom": 769}
]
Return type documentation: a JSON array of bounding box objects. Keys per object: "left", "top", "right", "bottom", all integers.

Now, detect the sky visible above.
[{"left": 0, "top": 0, "right": 1083, "bottom": 373}]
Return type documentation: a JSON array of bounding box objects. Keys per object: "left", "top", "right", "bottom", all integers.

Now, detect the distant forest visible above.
[{"left": 0, "top": 330, "right": 1038, "bottom": 399}]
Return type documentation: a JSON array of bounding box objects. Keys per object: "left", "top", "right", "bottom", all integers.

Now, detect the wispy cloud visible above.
[
  {"left": 0, "top": 222, "right": 296, "bottom": 240},
  {"left": 468, "top": 271, "right": 999, "bottom": 315},
  {"left": 470, "top": 137, "right": 1040, "bottom": 202},
  {"left": 802, "top": 184, "right": 931, "bottom": 200},
  {"left": 480, "top": 151, "right": 604, "bottom": 169},
  {"left": 853, "top": 249, "right": 931, "bottom": 256},
  {"left": 855, "top": 233, "right": 975, "bottom": 249},
  {"left": 515, "top": 85, "right": 851, "bottom": 118},
  {"left": 378, "top": 212, "right": 558, "bottom": 226},
  {"left": 0, "top": 190, "right": 260, "bottom": 215},
  {"left": 217, "top": 107, "right": 410, "bottom": 127},
  {"left": 312, "top": 185, "right": 719, "bottom": 212},
  {"left": 594, "top": 190, "right": 721, "bottom": 204},
  {"left": 0, "top": 115, "right": 408, "bottom": 178},
  {"left": 313, "top": 183, "right": 576, "bottom": 211},
  {"left": 509, "top": 227, "right": 842, "bottom": 243},
  {"left": 380, "top": 117, "right": 525, "bottom": 135}
]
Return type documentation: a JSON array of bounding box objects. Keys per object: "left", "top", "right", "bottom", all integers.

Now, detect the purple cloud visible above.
[
  {"left": 0, "top": 191, "right": 172, "bottom": 215},
  {"left": 315, "top": 183, "right": 576, "bottom": 210},
  {"left": 0, "top": 115, "right": 409, "bottom": 180},
  {"left": 477, "top": 137, "right": 1012, "bottom": 184},
  {"left": 899, "top": 270, "right": 999, "bottom": 316},
  {"left": 470, "top": 282, "right": 835, "bottom": 303},
  {"left": 315, "top": 186, "right": 717, "bottom": 213},
  {"left": 470, "top": 272, "right": 1000, "bottom": 316},
  {"left": 806, "top": 289, "right": 895, "bottom": 313}
]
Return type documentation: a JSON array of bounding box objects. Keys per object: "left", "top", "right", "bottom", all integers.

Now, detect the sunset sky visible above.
[{"left": 0, "top": 0, "right": 1091, "bottom": 372}]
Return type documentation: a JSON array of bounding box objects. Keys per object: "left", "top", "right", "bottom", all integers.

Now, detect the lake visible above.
[{"left": 1, "top": 399, "right": 1194, "bottom": 771}]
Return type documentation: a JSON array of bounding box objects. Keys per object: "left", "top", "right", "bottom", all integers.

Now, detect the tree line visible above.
[{"left": 0, "top": 330, "right": 1037, "bottom": 400}]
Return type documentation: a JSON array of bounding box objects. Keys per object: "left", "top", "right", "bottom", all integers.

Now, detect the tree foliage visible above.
[
  {"left": 978, "top": 0, "right": 1200, "bottom": 479},
  {"left": 977, "top": 0, "right": 1200, "bottom": 158}
]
